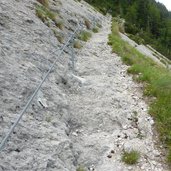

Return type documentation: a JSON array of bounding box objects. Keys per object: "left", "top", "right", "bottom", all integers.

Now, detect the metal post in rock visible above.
[{"left": 69, "top": 40, "right": 76, "bottom": 74}]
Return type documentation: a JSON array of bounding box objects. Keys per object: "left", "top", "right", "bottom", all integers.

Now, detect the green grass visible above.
[
  {"left": 109, "top": 20, "right": 171, "bottom": 163},
  {"left": 92, "top": 27, "right": 99, "bottom": 33},
  {"left": 36, "top": 5, "right": 56, "bottom": 22},
  {"left": 76, "top": 166, "right": 86, "bottom": 171},
  {"left": 78, "top": 31, "right": 92, "bottom": 42},
  {"left": 122, "top": 151, "right": 140, "bottom": 165},
  {"left": 37, "top": 0, "right": 49, "bottom": 7}
]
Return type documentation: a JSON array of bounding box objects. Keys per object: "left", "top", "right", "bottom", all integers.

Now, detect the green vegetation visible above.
[
  {"left": 78, "top": 31, "right": 92, "bottom": 42},
  {"left": 109, "top": 21, "right": 171, "bottom": 163},
  {"left": 85, "top": 0, "right": 171, "bottom": 60},
  {"left": 92, "top": 27, "right": 99, "bottom": 33},
  {"left": 128, "top": 34, "right": 145, "bottom": 45},
  {"left": 37, "top": 0, "right": 49, "bottom": 7},
  {"left": 36, "top": 5, "right": 56, "bottom": 22},
  {"left": 122, "top": 150, "right": 140, "bottom": 165},
  {"left": 76, "top": 166, "right": 86, "bottom": 171}
]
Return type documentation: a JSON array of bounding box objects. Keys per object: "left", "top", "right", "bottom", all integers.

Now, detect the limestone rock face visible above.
[{"left": 0, "top": 0, "right": 103, "bottom": 170}]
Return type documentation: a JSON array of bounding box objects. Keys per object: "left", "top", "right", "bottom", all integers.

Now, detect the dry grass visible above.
[
  {"left": 36, "top": 5, "right": 56, "bottom": 22},
  {"left": 37, "top": 0, "right": 49, "bottom": 7},
  {"left": 53, "top": 30, "right": 64, "bottom": 43},
  {"left": 55, "top": 20, "right": 64, "bottom": 30},
  {"left": 73, "top": 40, "right": 82, "bottom": 49}
]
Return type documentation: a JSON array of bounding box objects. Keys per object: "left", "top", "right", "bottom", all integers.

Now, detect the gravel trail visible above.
[{"left": 68, "top": 20, "right": 168, "bottom": 171}]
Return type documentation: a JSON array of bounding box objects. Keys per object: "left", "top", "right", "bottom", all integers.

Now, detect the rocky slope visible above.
[
  {"left": 0, "top": 0, "right": 103, "bottom": 170},
  {"left": 0, "top": 0, "right": 168, "bottom": 171}
]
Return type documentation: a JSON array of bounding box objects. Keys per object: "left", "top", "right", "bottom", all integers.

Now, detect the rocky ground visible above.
[{"left": 0, "top": 0, "right": 169, "bottom": 170}]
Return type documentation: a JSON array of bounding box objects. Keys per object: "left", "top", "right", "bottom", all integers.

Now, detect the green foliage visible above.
[
  {"left": 85, "top": 0, "right": 171, "bottom": 59},
  {"left": 76, "top": 166, "right": 86, "bottom": 171},
  {"left": 92, "top": 27, "right": 99, "bottom": 33},
  {"left": 122, "top": 151, "right": 140, "bottom": 165},
  {"left": 109, "top": 21, "right": 171, "bottom": 163},
  {"left": 37, "top": 0, "right": 49, "bottom": 7},
  {"left": 36, "top": 5, "right": 56, "bottom": 22},
  {"left": 78, "top": 31, "right": 92, "bottom": 42}
]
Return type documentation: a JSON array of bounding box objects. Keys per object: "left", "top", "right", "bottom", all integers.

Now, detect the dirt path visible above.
[{"left": 68, "top": 20, "right": 168, "bottom": 171}]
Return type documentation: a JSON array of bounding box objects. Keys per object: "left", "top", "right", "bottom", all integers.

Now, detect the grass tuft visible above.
[
  {"left": 78, "top": 31, "right": 92, "bottom": 42},
  {"left": 92, "top": 27, "right": 99, "bottom": 33},
  {"left": 76, "top": 166, "right": 86, "bottom": 171},
  {"left": 122, "top": 151, "right": 140, "bottom": 165},
  {"left": 36, "top": 5, "right": 56, "bottom": 22}
]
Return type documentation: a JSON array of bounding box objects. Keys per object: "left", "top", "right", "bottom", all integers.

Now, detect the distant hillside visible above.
[{"left": 85, "top": 0, "right": 171, "bottom": 59}]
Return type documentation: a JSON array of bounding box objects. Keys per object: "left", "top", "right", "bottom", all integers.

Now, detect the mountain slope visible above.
[
  {"left": 0, "top": 0, "right": 103, "bottom": 170},
  {"left": 85, "top": 0, "right": 171, "bottom": 60}
]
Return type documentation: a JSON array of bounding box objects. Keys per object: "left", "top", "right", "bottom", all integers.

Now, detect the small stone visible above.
[
  {"left": 123, "top": 125, "right": 128, "bottom": 129},
  {"left": 107, "top": 154, "right": 112, "bottom": 158},
  {"left": 128, "top": 166, "right": 132, "bottom": 170},
  {"left": 111, "top": 150, "right": 115, "bottom": 154},
  {"left": 153, "top": 150, "right": 160, "bottom": 157}
]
